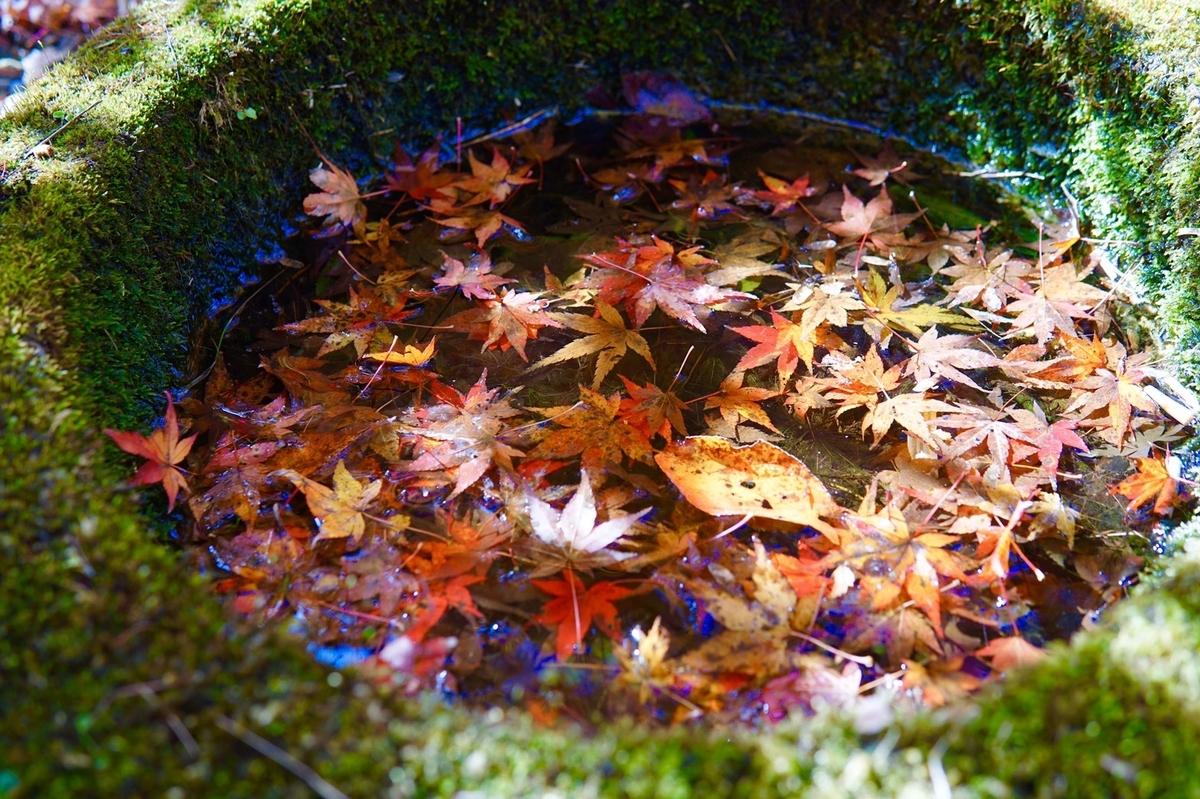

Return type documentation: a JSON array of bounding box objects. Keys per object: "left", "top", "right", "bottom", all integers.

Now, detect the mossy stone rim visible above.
[{"left": 4, "top": 0, "right": 1200, "bottom": 795}]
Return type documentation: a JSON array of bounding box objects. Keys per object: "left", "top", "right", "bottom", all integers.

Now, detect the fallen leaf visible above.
[
  {"left": 104, "top": 392, "right": 198, "bottom": 512},
  {"left": 655, "top": 436, "right": 842, "bottom": 539}
]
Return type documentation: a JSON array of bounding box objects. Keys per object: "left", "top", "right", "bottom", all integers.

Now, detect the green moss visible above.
[{"left": 7, "top": 0, "right": 1200, "bottom": 794}]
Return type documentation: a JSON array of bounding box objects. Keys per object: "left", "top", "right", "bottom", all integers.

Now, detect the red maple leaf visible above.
[
  {"left": 104, "top": 392, "right": 198, "bottom": 511},
  {"left": 582, "top": 236, "right": 748, "bottom": 331},
  {"left": 533, "top": 570, "right": 633, "bottom": 661},
  {"left": 748, "top": 170, "right": 817, "bottom": 216},
  {"left": 731, "top": 309, "right": 812, "bottom": 384}
]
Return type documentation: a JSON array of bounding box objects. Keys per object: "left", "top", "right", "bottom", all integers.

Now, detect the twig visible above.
[
  {"left": 22, "top": 98, "right": 103, "bottom": 159},
  {"left": 214, "top": 713, "right": 349, "bottom": 799}
]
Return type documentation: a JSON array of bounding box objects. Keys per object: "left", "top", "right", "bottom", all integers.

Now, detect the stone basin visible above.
[{"left": 4, "top": 0, "right": 1200, "bottom": 794}]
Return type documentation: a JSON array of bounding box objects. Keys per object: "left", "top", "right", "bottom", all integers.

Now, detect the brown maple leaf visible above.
[
  {"left": 1002, "top": 261, "right": 1111, "bottom": 344},
  {"left": 833, "top": 501, "right": 971, "bottom": 635},
  {"left": 826, "top": 186, "right": 919, "bottom": 246},
  {"left": 385, "top": 138, "right": 454, "bottom": 202},
  {"left": 902, "top": 327, "right": 1000, "bottom": 392},
  {"left": 617, "top": 376, "right": 688, "bottom": 441},
  {"left": 582, "top": 236, "right": 748, "bottom": 331},
  {"left": 747, "top": 170, "right": 818, "bottom": 216},
  {"left": 814, "top": 346, "right": 903, "bottom": 416},
  {"left": 863, "top": 392, "right": 955, "bottom": 449},
  {"left": 1064, "top": 342, "right": 1156, "bottom": 446},
  {"left": 446, "top": 289, "right": 562, "bottom": 361},
  {"left": 104, "top": 391, "right": 198, "bottom": 511},
  {"left": 975, "top": 636, "right": 1046, "bottom": 671},
  {"left": 277, "top": 286, "right": 418, "bottom": 358},
  {"left": 453, "top": 147, "right": 536, "bottom": 208},
  {"left": 528, "top": 386, "right": 654, "bottom": 470}
]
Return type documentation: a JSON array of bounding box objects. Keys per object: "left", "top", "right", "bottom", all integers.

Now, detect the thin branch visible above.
[{"left": 214, "top": 713, "right": 349, "bottom": 799}]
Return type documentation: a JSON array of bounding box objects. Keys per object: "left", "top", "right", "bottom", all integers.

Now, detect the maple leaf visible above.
[
  {"left": 939, "top": 245, "right": 1033, "bottom": 312},
  {"left": 1009, "top": 410, "right": 1089, "bottom": 488},
  {"left": 814, "top": 346, "right": 903, "bottom": 416},
  {"left": 277, "top": 286, "right": 418, "bottom": 357},
  {"left": 404, "top": 573, "right": 486, "bottom": 643},
  {"left": 303, "top": 163, "right": 365, "bottom": 229},
  {"left": 863, "top": 392, "right": 955, "bottom": 449},
  {"left": 1002, "top": 261, "right": 1111, "bottom": 344},
  {"left": 935, "top": 404, "right": 1035, "bottom": 486},
  {"left": 850, "top": 142, "right": 918, "bottom": 186},
  {"left": 778, "top": 279, "right": 865, "bottom": 334},
  {"left": 1111, "top": 453, "right": 1181, "bottom": 516},
  {"left": 528, "top": 386, "right": 654, "bottom": 470},
  {"left": 531, "top": 301, "right": 654, "bottom": 389},
  {"left": 533, "top": 571, "right": 634, "bottom": 661},
  {"left": 747, "top": 170, "right": 818, "bottom": 216},
  {"left": 582, "top": 236, "right": 748, "bottom": 331},
  {"left": 704, "top": 234, "right": 786, "bottom": 287},
  {"left": 433, "top": 250, "right": 515, "bottom": 299},
  {"left": 512, "top": 119, "right": 572, "bottom": 165},
  {"left": 902, "top": 327, "right": 1000, "bottom": 391},
  {"left": 454, "top": 146, "right": 536, "bottom": 208},
  {"left": 826, "top": 186, "right": 919, "bottom": 246},
  {"left": 834, "top": 501, "right": 971, "bottom": 635},
  {"left": 975, "top": 636, "right": 1047, "bottom": 671},
  {"left": 527, "top": 469, "right": 648, "bottom": 557},
  {"left": 655, "top": 437, "right": 843, "bottom": 539},
  {"left": 858, "top": 270, "right": 977, "bottom": 337},
  {"left": 404, "top": 371, "right": 526, "bottom": 497},
  {"left": 615, "top": 617, "right": 679, "bottom": 704},
  {"left": 385, "top": 138, "right": 454, "bottom": 202},
  {"left": 104, "top": 391, "right": 198, "bottom": 512},
  {"left": 1028, "top": 332, "right": 1108, "bottom": 384},
  {"left": 731, "top": 309, "right": 813, "bottom": 384},
  {"left": 274, "top": 460, "right": 388, "bottom": 543},
  {"left": 410, "top": 507, "right": 512, "bottom": 580},
  {"left": 681, "top": 540, "right": 807, "bottom": 675},
  {"left": 1064, "top": 342, "right": 1156, "bottom": 446},
  {"left": 446, "top": 289, "right": 562, "bottom": 361},
  {"left": 668, "top": 170, "right": 742, "bottom": 223},
  {"left": 617, "top": 376, "right": 687, "bottom": 441},
  {"left": 362, "top": 337, "right": 437, "bottom": 367},
  {"left": 428, "top": 196, "right": 525, "bottom": 247},
  {"left": 704, "top": 370, "right": 782, "bottom": 433}
]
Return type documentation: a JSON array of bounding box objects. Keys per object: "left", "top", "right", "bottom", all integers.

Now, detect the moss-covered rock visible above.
[{"left": 5, "top": 0, "right": 1200, "bottom": 795}]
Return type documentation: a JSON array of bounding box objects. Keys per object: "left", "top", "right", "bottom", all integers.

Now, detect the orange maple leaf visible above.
[
  {"left": 528, "top": 386, "right": 654, "bottom": 470},
  {"left": 533, "top": 570, "right": 633, "bottom": 661},
  {"left": 731, "top": 309, "right": 812, "bottom": 384},
  {"left": 1112, "top": 453, "right": 1180, "bottom": 516},
  {"left": 104, "top": 391, "right": 198, "bottom": 511}
]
